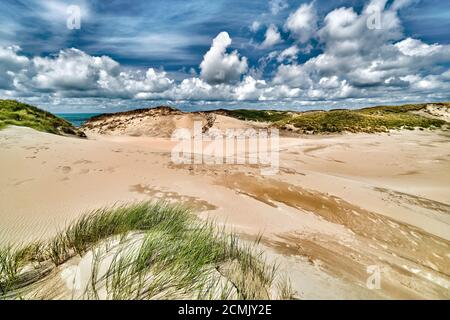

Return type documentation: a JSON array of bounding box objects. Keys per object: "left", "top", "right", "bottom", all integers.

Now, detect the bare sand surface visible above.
[{"left": 0, "top": 125, "right": 449, "bottom": 299}]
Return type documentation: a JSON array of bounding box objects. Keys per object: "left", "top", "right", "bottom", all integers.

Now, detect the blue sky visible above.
[{"left": 1, "top": 0, "right": 450, "bottom": 112}]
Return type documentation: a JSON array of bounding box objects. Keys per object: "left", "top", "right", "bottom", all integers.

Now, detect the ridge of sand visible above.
[
  {"left": 413, "top": 104, "right": 450, "bottom": 122},
  {"left": 81, "top": 106, "right": 266, "bottom": 138},
  {"left": 80, "top": 103, "right": 450, "bottom": 139}
]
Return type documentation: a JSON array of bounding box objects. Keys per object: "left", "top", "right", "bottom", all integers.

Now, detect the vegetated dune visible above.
[
  {"left": 221, "top": 102, "right": 450, "bottom": 134},
  {"left": 0, "top": 202, "right": 292, "bottom": 300},
  {"left": 81, "top": 102, "right": 450, "bottom": 138},
  {"left": 1, "top": 99, "right": 448, "bottom": 139},
  {"left": 0, "top": 99, "right": 86, "bottom": 138}
]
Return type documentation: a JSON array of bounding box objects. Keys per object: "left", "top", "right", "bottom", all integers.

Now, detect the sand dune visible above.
[
  {"left": 0, "top": 124, "right": 449, "bottom": 299},
  {"left": 80, "top": 106, "right": 264, "bottom": 138}
]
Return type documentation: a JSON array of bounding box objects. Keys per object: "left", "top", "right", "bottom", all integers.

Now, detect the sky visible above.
[{"left": 0, "top": 0, "right": 450, "bottom": 112}]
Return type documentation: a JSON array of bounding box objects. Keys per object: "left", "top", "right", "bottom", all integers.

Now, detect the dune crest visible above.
[{"left": 81, "top": 106, "right": 262, "bottom": 138}]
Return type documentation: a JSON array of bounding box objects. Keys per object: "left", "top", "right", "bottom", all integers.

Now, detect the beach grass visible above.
[
  {"left": 223, "top": 109, "right": 294, "bottom": 123},
  {"left": 225, "top": 103, "right": 449, "bottom": 133},
  {"left": 0, "top": 99, "right": 85, "bottom": 137},
  {"left": 282, "top": 108, "right": 446, "bottom": 133},
  {"left": 0, "top": 247, "right": 25, "bottom": 294},
  {"left": 0, "top": 202, "right": 290, "bottom": 300}
]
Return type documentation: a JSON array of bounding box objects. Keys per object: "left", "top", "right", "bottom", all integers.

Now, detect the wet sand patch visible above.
[
  {"left": 216, "top": 173, "right": 450, "bottom": 277},
  {"left": 263, "top": 232, "right": 450, "bottom": 299},
  {"left": 130, "top": 184, "right": 217, "bottom": 212},
  {"left": 374, "top": 187, "right": 450, "bottom": 214}
]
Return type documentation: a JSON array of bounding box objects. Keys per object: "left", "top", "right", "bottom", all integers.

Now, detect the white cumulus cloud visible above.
[
  {"left": 1, "top": 0, "right": 450, "bottom": 109},
  {"left": 277, "top": 45, "right": 299, "bottom": 63},
  {"left": 260, "top": 24, "right": 283, "bottom": 49},
  {"left": 284, "top": 2, "right": 317, "bottom": 43},
  {"left": 199, "top": 32, "right": 248, "bottom": 85}
]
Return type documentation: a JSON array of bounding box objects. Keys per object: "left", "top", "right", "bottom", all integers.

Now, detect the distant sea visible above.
[{"left": 57, "top": 113, "right": 102, "bottom": 127}]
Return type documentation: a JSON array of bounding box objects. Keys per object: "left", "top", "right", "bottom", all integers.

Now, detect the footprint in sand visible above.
[
  {"left": 73, "top": 159, "right": 93, "bottom": 165},
  {"left": 13, "top": 178, "right": 34, "bottom": 186},
  {"left": 60, "top": 166, "right": 72, "bottom": 174},
  {"left": 79, "top": 168, "right": 90, "bottom": 174},
  {"left": 106, "top": 167, "right": 116, "bottom": 173}
]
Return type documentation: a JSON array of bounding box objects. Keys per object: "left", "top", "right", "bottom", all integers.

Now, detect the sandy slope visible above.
[
  {"left": 0, "top": 125, "right": 449, "bottom": 299},
  {"left": 80, "top": 107, "right": 266, "bottom": 138}
]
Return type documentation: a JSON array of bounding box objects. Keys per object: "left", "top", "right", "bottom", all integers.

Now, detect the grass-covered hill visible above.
[
  {"left": 222, "top": 102, "right": 450, "bottom": 134},
  {"left": 0, "top": 100, "right": 85, "bottom": 137},
  {"left": 2, "top": 99, "right": 448, "bottom": 137}
]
